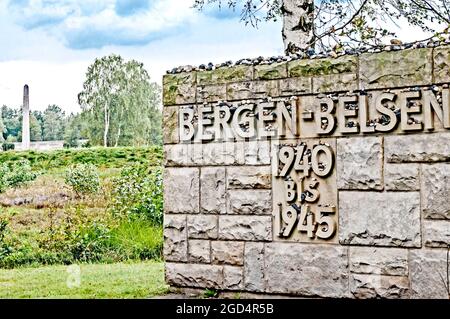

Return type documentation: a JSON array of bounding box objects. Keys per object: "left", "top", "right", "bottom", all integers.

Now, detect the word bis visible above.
[{"left": 272, "top": 142, "right": 337, "bottom": 241}]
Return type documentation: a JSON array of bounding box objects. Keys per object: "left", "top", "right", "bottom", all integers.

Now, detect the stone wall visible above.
[{"left": 162, "top": 46, "right": 450, "bottom": 299}]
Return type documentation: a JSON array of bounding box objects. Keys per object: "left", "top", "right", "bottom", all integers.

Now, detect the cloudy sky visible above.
[
  {"left": 0, "top": 0, "right": 430, "bottom": 114},
  {"left": 0, "top": 0, "right": 282, "bottom": 113}
]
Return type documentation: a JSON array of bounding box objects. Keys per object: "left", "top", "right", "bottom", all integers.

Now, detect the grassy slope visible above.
[
  {"left": 0, "top": 146, "right": 163, "bottom": 170},
  {"left": 0, "top": 261, "right": 168, "bottom": 298}
]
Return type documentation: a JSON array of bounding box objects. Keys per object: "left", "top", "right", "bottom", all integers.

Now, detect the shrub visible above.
[
  {"left": 2, "top": 143, "right": 14, "bottom": 151},
  {"left": 0, "top": 218, "right": 13, "bottom": 260},
  {"left": 64, "top": 164, "right": 100, "bottom": 196},
  {"left": 110, "top": 165, "right": 163, "bottom": 225},
  {"left": 69, "top": 222, "right": 112, "bottom": 262},
  {"left": 0, "top": 160, "right": 37, "bottom": 193}
]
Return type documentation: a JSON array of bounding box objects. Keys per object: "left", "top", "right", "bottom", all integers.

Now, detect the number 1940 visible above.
[{"left": 273, "top": 142, "right": 337, "bottom": 241}]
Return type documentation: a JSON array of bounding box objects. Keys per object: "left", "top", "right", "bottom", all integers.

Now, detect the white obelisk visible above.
[{"left": 22, "top": 84, "right": 30, "bottom": 150}]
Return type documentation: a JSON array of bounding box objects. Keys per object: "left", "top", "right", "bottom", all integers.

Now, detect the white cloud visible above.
[
  {"left": 0, "top": 4, "right": 283, "bottom": 113},
  {"left": 0, "top": 60, "right": 88, "bottom": 113},
  {"left": 9, "top": 0, "right": 198, "bottom": 49}
]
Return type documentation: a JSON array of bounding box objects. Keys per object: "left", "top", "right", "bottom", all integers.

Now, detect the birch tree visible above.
[
  {"left": 78, "top": 54, "right": 162, "bottom": 147},
  {"left": 194, "top": 0, "right": 450, "bottom": 54}
]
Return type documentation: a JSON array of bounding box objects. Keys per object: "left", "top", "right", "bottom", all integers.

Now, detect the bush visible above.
[
  {"left": 2, "top": 143, "right": 15, "bottom": 151},
  {"left": 64, "top": 164, "right": 100, "bottom": 196},
  {"left": 0, "top": 218, "right": 13, "bottom": 260},
  {"left": 110, "top": 165, "right": 163, "bottom": 225},
  {"left": 0, "top": 160, "right": 37, "bottom": 193}
]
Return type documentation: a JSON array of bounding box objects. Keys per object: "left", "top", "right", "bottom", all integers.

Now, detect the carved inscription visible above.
[
  {"left": 272, "top": 139, "right": 338, "bottom": 243},
  {"left": 179, "top": 85, "right": 450, "bottom": 142}
]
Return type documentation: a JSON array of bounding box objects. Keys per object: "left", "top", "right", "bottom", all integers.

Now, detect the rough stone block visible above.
[
  {"left": 264, "top": 243, "right": 349, "bottom": 297},
  {"left": 385, "top": 133, "right": 450, "bottom": 163},
  {"left": 165, "top": 263, "right": 223, "bottom": 288},
  {"left": 186, "top": 143, "right": 204, "bottom": 165},
  {"left": 223, "top": 266, "right": 243, "bottom": 290},
  {"left": 242, "top": 140, "right": 271, "bottom": 165},
  {"left": 244, "top": 242, "right": 265, "bottom": 292},
  {"left": 163, "top": 106, "right": 179, "bottom": 144},
  {"left": 421, "top": 163, "right": 450, "bottom": 219},
  {"left": 253, "top": 80, "right": 280, "bottom": 98},
  {"left": 164, "top": 215, "right": 187, "bottom": 262},
  {"left": 187, "top": 215, "right": 218, "bottom": 239},
  {"left": 201, "top": 167, "right": 226, "bottom": 214},
  {"left": 227, "top": 190, "right": 272, "bottom": 215},
  {"left": 350, "top": 274, "right": 410, "bottom": 299},
  {"left": 164, "top": 168, "right": 199, "bottom": 214},
  {"left": 288, "top": 55, "right": 357, "bottom": 77},
  {"left": 433, "top": 45, "right": 450, "bottom": 84},
  {"left": 339, "top": 191, "right": 421, "bottom": 247},
  {"left": 279, "top": 77, "right": 312, "bottom": 96},
  {"left": 197, "top": 65, "right": 253, "bottom": 85},
  {"left": 359, "top": 48, "right": 433, "bottom": 89},
  {"left": 410, "top": 249, "right": 449, "bottom": 299},
  {"left": 226, "top": 80, "right": 280, "bottom": 100},
  {"left": 313, "top": 73, "right": 358, "bottom": 93},
  {"left": 202, "top": 142, "right": 237, "bottom": 165},
  {"left": 196, "top": 84, "right": 227, "bottom": 103},
  {"left": 164, "top": 144, "right": 189, "bottom": 167},
  {"left": 385, "top": 164, "right": 419, "bottom": 191},
  {"left": 211, "top": 241, "right": 244, "bottom": 265},
  {"left": 349, "top": 247, "right": 408, "bottom": 276},
  {"left": 227, "top": 166, "right": 271, "bottom": 189},
  {"left": 337, "top": 136, "right": 383, "bottom": 190},
  {"left": 163, "top": 72, "right": 196, "bottom": 105},
  {"left": 188, "top": 240, "right": 210, "bottom": 263},
  {"left": 254, "top": 62, "right": 287, "bottom": 80},
  {"left": 219, "top": 215, "right": 272, "bottom": 241},
  {"left": 423, "top": 220, "right": 450, "bottom": 248},
  {"left": 226, "top": 81, "right": 253, "bottom": 100}
]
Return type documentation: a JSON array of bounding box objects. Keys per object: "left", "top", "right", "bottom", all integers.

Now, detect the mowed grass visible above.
[{"left": 0, "top": 261, "right": 168, "bottom": 299}]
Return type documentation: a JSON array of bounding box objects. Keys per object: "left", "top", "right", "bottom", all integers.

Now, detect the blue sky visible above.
[
  {"left": 0, "top": 0, "right": 283, "bottom": 112},
  {"left": 0, "top": 0, "right": 429, "bottom": 113}
]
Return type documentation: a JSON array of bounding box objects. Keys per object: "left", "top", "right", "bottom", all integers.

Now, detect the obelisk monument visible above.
[{"left": 22, "top": 84, "right": 30, "bottom": 150}]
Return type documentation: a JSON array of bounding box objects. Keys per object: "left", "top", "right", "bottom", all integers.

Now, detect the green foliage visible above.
[
  {"left": 42, "top": 105, "right": 67, "bottom": 141},
  {"left": 0, "top": 146, "right": 164, "bottom": 269},
  {"left": 0, "top": 160, "right": 37, "bottom": 193},
  {"left": 64, "top": 164, "right": 100, "bottom": 196},
  {"left": 108, "top": 219, "right": 163, "bottom": 260},
  {"left": 110, "top": 165, "right": 163, "bottom": 226},
  {"left": 1, "top": 143, "right": 14, "bottom": 151},
  {"left": 204, "top": 288, "right": 219, "bottom": 298},
  {"left": 0, "top": 146, "right": 163, "bottom": 171},
  {"left": 0, "top": 218, "right": 13, "bottom": 259},
  {"left": 64, "top": 113, "right": 84, "bottom": 148},
  {"left": 0, "top": 114, "right": 6, "bottom": 143},
  {"left": 69, "top": 222, "right": 112, "bottom": 262},
  {"left": 1, "top": 105, "right": 68, "bottom": 143},
  {"left": 78, "top": 54, "right": 162, "bottom": 147},
  {"left": 194, "top": 0, "right": 450, "bottom": 52},
  {"left": 1, "top": 105, "right": 21, "bottom": 141},
  {"left": 30, "top": 113, "right": 43, "bottom": 141}
]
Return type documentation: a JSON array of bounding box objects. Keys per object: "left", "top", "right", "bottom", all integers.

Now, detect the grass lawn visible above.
[{"left": 0, "top": 261, "right": 169, "bottom": 299}]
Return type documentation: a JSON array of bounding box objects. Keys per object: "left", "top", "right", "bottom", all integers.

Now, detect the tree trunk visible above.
[
  {"left": 104, "top": 102, "right": 109, "bottom": 147},
  {"left": 282, "top": 0, "right": 315, "bottom": 54},
  {"left": 115, "top": 126, "right": 121, "bottom": 147}
]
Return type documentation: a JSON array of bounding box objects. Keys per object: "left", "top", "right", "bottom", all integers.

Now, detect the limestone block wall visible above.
[{"left": 162, "top": 46, "right": 450, "bottom": 299}]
